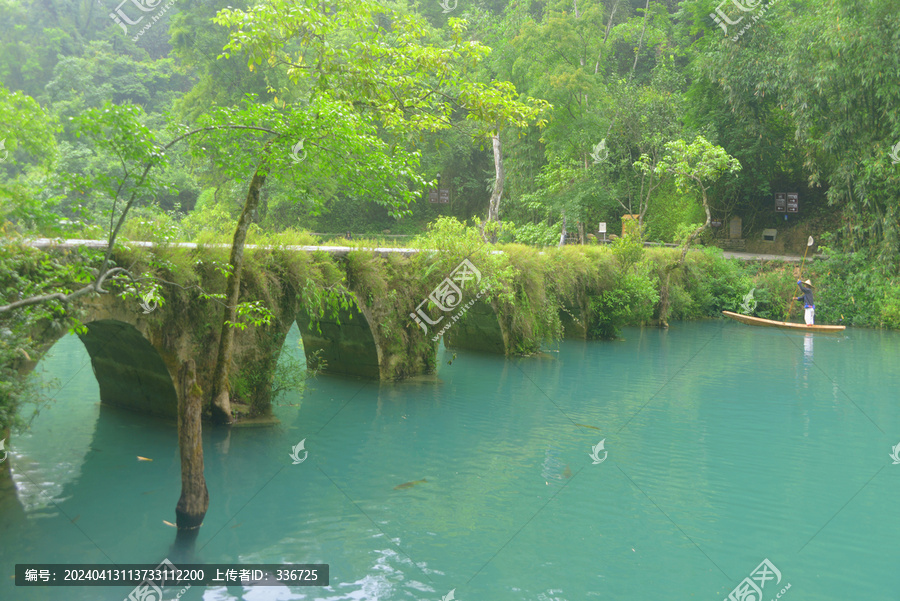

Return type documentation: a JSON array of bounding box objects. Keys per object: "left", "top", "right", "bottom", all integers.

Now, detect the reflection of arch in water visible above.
[
  {"left": 77, "top": 319, "right": 178, "bottom": 418},
  {"left": 7, "top": 401, "right": 186, "bottom": 568},
  {"left": 7, "top": 323, "right": 178, "bottom": 516},
  {"left": 9, "top": 332, "right": 101, "bottom": 514},
  {"left": 2, "top": 332, "right": 181, "bottom": 569}
]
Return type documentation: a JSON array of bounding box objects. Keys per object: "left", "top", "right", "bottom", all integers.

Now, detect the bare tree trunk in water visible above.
[
  {"left": 485, "top": 131, "right": 504, "bottom": 243},
  {"left": 175, "top": 359, "right": 209, "bottom": 549},
  {"left": 209, "top": 164, "right": 268, "bottom": 424},
  {"left": 558, "top": 211, "right": 567, "bottom": 248}
]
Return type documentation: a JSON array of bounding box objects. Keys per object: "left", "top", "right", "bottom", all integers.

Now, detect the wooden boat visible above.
[{"left": 722, "top": 311, "right": 846, "bottom": 332}]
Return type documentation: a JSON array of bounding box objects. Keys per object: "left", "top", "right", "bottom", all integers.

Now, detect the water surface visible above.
[{"left": 2, "top": 320, "right": 899, "bottom": 600}]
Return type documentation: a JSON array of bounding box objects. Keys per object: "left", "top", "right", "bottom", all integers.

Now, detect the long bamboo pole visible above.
[{"left": 787, "top": 236, "right": 814, "bottom": 318}]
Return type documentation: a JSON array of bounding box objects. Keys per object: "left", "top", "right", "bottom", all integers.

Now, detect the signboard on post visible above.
[
  {"left": 786, "top": 192, "right": 799, "bottom": 213},
  {"left": 428, "top": 189, "right": 451, "bottom": 204},
  {"left": 598, "top": 222, "right": 607, "bottom": 242},
  {"left": 774, "top": 192, "right": 786, "bottom": 212}
]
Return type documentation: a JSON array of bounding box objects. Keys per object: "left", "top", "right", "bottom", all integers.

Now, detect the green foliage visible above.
[
  {"left": 63, "top": 102, "right": 167, "bottom": 230},
  {"left": 510, "top": 221, "right": 561, "bottom": 247},
  {"left": 226, "top": 300, "right": 274, "bottom": 330},
  {"left": 121, "top": 207, "right": 183, "bottom": 245},
  {"left": 650, "top": 136, "right": 742, "bottom": 196},
  {"left": 301, "top": 276, "right": 358, "bottom": 334},
  {"left": 809, "top": 241, "right": 900, "bottom": 328},
  {"left": 271, "top": 347, "right": 325, "bottom": 407},
  {"left": 588, "top": 259, "right": 659, "bottom": 340},
  {"left": 585, "top": 236, "right": 659, "bottom": 339},
  {"left": 0, "top": 237, "right": 102, "bottom": 432},
  {"left": 230, "top": 340, "right": 320, "bottom": 416},
  {"left": 0, "top": 83, "right": 57, "bottom": 171},
  {"left": 643, "top": 183, "right": 705, "bottom": 243},
  {"left": 180, "top": 187, "right": 243, "bottom": 238},
  {"left": 610, "top": 234, "right": 645, "bottom": 269},
  {"left": 687, "top": 250, "right": 749, "bottom": 316}
]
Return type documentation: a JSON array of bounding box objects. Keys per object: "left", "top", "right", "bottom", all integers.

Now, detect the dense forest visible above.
[{"left": 1, "top": 0, "right": 897, "bottom": 247}]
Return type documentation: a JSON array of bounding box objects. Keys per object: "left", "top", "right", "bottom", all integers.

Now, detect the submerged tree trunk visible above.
[
  {"left": 209, "top": 163, "right": 268, "bottom": 424},
  {"left": 485, "top": 131, "right": 505, "bottom": 243},
  {"left": 175, "top": 359, "right": 208, "bottom": 541}
]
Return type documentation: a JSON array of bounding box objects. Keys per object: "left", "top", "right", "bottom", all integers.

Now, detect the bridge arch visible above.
[
  {"left": 76, "top": 319, "right": 178, "bottom": 417},
  {"left": 23, "top": 316, "right": 179, "bottom": 417},
  {"left": 296, "top": 302, "right": 381, "bottom": 379}
]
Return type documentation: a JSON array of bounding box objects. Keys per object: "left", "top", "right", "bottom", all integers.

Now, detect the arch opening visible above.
[
  {"left": 295, "top": 304, "right": 380, "bottom": 379},
  {"left": 77, "top": 319, "right": 178, "bottom": 418}
]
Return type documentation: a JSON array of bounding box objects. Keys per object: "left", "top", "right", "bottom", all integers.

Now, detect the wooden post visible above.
[{"left": 175, "top": 360, "right": 209, "bottom": 539}]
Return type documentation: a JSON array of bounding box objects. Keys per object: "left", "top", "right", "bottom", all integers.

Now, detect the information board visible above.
[
  {"left": 775, "top": 192, "right": 786, "bottom": 212},
  {"left": 786, "top": 192, "right": 799, "bottom": 213},
  {"left": 429, "top": 189, "right": 450, "bottom": 204}
]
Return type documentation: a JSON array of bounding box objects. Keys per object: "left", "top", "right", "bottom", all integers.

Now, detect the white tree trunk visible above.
[
  {"left": 558, "top": 211, "right": 567, "bottom": 248},
  {"left": 486, "top": 131, "right": 505, "bottom": 242}
]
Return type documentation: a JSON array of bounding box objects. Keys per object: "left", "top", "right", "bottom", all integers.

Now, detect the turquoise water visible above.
[{"left": 2, "top": 320, "right": 900, "bottom": 600}]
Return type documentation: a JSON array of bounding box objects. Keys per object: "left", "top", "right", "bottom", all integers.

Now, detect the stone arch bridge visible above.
[{"left": 20, "top": 240, "right": 587, "bottom": 422}]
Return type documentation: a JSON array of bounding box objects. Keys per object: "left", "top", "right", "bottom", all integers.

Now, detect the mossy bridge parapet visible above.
[{"left": 23, "top": 239, "right": 580, "bottom": 421}]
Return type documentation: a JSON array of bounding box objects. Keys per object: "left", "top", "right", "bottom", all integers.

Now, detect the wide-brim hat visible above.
[{"left": 803, "top": 279, "right": 813, "bottom": 287}]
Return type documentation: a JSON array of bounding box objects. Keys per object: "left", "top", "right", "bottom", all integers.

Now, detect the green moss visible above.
[{"left": 6, "top": 220, "right": 848, "bottom": 430}]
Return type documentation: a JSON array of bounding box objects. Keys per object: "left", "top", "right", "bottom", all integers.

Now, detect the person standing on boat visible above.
[{"left": 795, "top": 279, "right": 815, "bottom": 325}]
